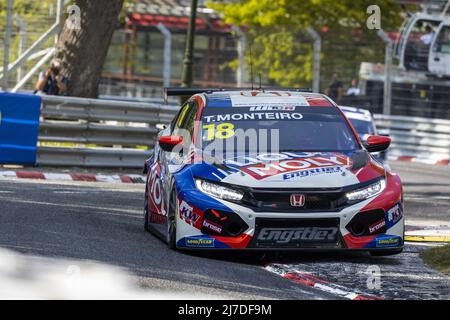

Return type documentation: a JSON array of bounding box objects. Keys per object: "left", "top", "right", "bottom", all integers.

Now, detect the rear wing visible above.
[
  {"left": 163, "top": 87, "right": 312, "bottom": 105},
  {"left": 164, "top": 88, "right": 225, "bottom": 104}
]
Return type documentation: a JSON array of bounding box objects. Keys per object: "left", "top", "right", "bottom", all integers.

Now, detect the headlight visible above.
[
  {"left": 195, "top": 179, "right": 244, "bottom": 201},
  {"left": 346, "top": 179, "right": 386, "bottom": 201}
]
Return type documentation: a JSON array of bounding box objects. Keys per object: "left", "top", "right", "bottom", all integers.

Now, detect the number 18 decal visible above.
[{"left": 203, "top": 123, "right": 235, "bottom": 141}]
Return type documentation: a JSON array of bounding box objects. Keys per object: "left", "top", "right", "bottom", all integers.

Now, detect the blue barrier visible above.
[{"left": 0, "top": 93, "right": 41, "bottom": 165}]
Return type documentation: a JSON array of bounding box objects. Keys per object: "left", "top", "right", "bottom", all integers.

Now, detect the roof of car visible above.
[{"left": 201, "top": 90, "right": 336, "bottom": 108}]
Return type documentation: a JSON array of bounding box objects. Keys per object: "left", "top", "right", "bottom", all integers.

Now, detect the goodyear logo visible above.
[
  {"left": 185, "top": 238, "right": 215, "bottom": 248},
  {"left": 376, "top": 237, "right": 400, "bottom": 248}
]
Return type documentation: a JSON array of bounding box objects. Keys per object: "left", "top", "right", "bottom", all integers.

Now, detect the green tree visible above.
[
  {"left": 209, "top": 0, "right": 402, "bottom": 89},
  {"left": 56, "top": 0, "right": 124, "bottom": 98}
]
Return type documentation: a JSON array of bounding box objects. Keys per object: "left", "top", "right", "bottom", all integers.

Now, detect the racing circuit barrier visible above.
[
  {"left": 37, "top": 95, "right": 179, "bottom": 168},
  {"left": 8, "top": 94, "right": 450, "bottom": 168},
  {"left": 374, "top": 114, "right": 450, "bottom": 162}
]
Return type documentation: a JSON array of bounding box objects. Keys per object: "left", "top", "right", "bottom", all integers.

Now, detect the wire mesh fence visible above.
[{"left": 0, "top": 0, "right": 58, "bottom": 90}]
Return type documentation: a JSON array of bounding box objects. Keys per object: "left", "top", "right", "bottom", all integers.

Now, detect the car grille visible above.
[
  {"left": 249, "top": 217, "right": 345, "bottom": 249},
  {"left": 242, "top": 187, "right": 348, "bottom": 212}
]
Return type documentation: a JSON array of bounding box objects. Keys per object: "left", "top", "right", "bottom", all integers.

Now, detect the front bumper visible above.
[{"left": 175, "top": 188, "right": 405, "bottom": 251}]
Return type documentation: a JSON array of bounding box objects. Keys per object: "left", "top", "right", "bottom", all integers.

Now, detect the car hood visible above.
[{"left": 190, "top": 151, "right": 385, "bottom": 189}]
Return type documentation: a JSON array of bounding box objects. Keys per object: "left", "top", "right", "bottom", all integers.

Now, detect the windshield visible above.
[{"left": 199, "top": 106, "right": 360, "bottom": 154}]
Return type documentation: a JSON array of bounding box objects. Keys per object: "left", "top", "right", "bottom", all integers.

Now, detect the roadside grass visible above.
[{"left": 421, "top": 245, "right": 450, "bottom": 276}]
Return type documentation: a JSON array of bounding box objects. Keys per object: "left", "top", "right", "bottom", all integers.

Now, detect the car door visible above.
[{"left": 146, "top": 103, "right": 191, "bottom": 229}]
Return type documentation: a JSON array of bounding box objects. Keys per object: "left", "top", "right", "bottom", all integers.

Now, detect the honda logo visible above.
[{"left": 290, "top": 194, "right": 306, "bottom": 207}]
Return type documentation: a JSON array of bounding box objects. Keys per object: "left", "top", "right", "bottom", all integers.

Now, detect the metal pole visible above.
[
  {"left": 2, "top": 0, "right": 14, "bottom": 91},
  {"left": 55, "top": 0, "right": 64, "bottom": 44},
  {"left": 231, "top": 25, "right": 246, "bottom": 88},
  {"left": 14, "top": 14, "right": 27, "bottom": 83},
  {"left": 156, "top": 23, "right": 172, "bottom": 88},
  {"left": 378, "top": 29, "right": 393, "bottom": 115},
  {"left": 181, "top": 0, "right": 198, "bottom": 88},
  {"left": 0, "top": 23, "right": 59, "bottom": 84},
  {"left": 307, "top": 27, "right": 321, "bottom": 93}
]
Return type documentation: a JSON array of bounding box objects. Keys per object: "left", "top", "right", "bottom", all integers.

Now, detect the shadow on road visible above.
[{"left": 179, "top": 248, "right": 399, "bottom": 266}]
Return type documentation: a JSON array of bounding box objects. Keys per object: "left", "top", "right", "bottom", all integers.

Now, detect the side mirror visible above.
[
  {"left": 363, "top": 135, "right": 391, "bottom": 153},
  {"left": 158, "top": 135, "right": 183, "bottom": 152}
]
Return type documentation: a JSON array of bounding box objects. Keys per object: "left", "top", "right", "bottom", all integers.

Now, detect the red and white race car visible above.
[{"left": 143, "top": 89, "right": 404, "bottom": 255}]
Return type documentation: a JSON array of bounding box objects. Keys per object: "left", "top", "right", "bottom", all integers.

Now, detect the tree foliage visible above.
[
  {"left": 209, "top": 0, "right": 402, "bottom": 89},
  {"left": 55, "top": 0, "right": 124, "bottom": 98}
]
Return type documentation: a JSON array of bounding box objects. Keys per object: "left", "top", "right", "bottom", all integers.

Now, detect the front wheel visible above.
[{"left": 167, "top": 188, "right": 178, "bottom": 250}]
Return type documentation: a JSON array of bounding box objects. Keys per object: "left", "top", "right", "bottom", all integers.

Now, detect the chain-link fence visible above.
[{"left": 0, "top": 0, "right": 58, "bottom": 91}]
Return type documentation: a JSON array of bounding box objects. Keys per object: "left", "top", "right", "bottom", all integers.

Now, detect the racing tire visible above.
[
  {"left": 369, "top": 248, "right": 403, "bottom": 256},
  {"left": 144, "top": 176, "right": 150, "bottom": 232},
  {"left": 167, "top": 187, "right": 178, "bottom": 250}
]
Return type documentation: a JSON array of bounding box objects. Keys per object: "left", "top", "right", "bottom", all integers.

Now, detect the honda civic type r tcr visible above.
[{"left": 143, "top": 89, "right": 404, "bottom": 255}]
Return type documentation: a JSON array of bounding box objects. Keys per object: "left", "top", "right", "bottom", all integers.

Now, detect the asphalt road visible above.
[
  {"left": 0, "top": 160, "right": 449, "bottom": 299},
  {"left": 389, "top": 161, "right": 450, "bottom": 222}
]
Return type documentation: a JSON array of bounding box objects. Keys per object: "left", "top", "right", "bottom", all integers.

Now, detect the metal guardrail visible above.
[
  {"left": 36, "top": 95, "right": 450, "bottom": 168},
  {"left": 37, "top": 95, "right": 179, "bottom": 168},
  {"left": 374, "top": 114, "right": 450, "bottom": 160}
]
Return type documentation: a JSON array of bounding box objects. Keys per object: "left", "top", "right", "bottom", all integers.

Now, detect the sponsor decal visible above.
[
  {"left": 375, "top": 236, "right": 401, "bottom": 248},
  {"left": 237, "top": 154, "right": 349, "bottom": 180},
  {"left": 203, "top": 112, "right": 303, "bottom": 123},
  {"left": 369, "top": 219, "right": 387, "bottom": 234},
  {"left": 258, "top": 227, "right": 338, "bottom": 244},
  {"left": 179, "top": 200, "right": 199, "bottom": 225},
  {"left": 225, "top": 152, "right": 329, "bottom": 167},
  {"left": 230, "top": 92, "right": 309, "bottom": 107},
  {"left": 387, "top": 203, "right": 402, "bottom": 228},
  {"left": 249, "top": 106, "right": 296, "bottom": 111},
  {"left": 185, "top": 237, "right": 215, "bottom": 248},
  {"left": 202, "top": 219, "right": 223, "bottom": 234},
  {"left": 290, "top": 194, "right": 306, "bottom": 207},
  {"left": 147, "top": 163, "right": 166, "bottom": 216},
  {"left": 283, "top": 166, "right": 343, "bottom": 180},
  {"left": 149, "top": 213, "right": 167, "bottom": 224},
  {"left": 239, "top": 91, "right": 294, "bottom": 97}
]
